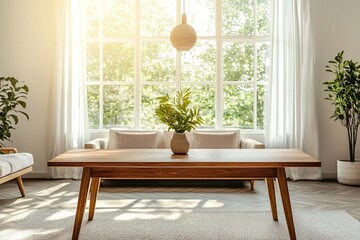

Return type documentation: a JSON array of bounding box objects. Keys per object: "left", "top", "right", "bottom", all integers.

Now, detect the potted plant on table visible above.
[
  {"left": 155, "top": 88, "right": 204, "bottom": 154},
  {"left": 324, "top": 51, "right": 360, "bottom": 185},
  {"left": 0, "top": 77, "right": 29, "bottom": 152}
]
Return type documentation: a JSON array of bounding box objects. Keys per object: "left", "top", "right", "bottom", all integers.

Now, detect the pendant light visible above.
[{"left": 170, "top": 0, "right": 197, "bottom": 51}]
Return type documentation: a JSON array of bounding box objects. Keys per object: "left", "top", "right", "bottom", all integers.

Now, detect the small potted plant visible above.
[
  {"left": 155, "top": 88, "right": 204, "bottom": 154},
  {"left": 324, "top": 51, "right": 360, "bottom": 185},
  {"left": 0, "top": 77, "right": 29, "bottom": 151}
]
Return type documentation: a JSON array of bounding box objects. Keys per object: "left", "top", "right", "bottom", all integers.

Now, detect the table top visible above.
[{"left": 48, "top": 149, "right": 321, "bottom": 168}]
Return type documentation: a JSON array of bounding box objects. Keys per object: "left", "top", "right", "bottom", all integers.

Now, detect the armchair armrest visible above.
[
  {"left": 0, "top": 148, "right": 18, "bottom": 154},
  {"left": 240, "top": 138, "right": 265, "bottom": 149},
  {"left": 84, "top": 138, "right": 109, "bottom": 149}
]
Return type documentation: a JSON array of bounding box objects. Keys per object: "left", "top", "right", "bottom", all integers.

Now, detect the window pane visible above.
[
  {"left": 257, "top": 0, "right": 271, "bottom": 35},
  {"left": 223, "top": 0, "right": 254, "bottom": 36},
  {"left": 103, "top": 85, "right": 134, "bottom": 127},
  {"left": 141, "top": 41, "right": 176, "bottom": 82},
  {"left": 182, "top": 41, "right": 216, "bottom": 82},
  {"left": 257, "top": 43, "right": 270, "bottom": 81},
  {"left": 87, "top": 43, "right": 100, "bottom": 81},
  {"left": 223, "top": 84, "right": 253, "bottom": 128},
  {"left": 86, "top": 0, "right": 100, "bottom": 38},
  {"left": 102, "top": 0, "right": 135, "bottom": 37},
  {"left": 103, "top": 43, "right": 134, "bottom": 81},
  {"left": 182, "top": 85, "right": 216, "bottom": 127},
  {"left": 141, "top": 84, "right": 177, "bottom": 129},
  {"left": 257, "top": 84, "right": 265, "bottom": 129},
  {"left": 223, "top": 42, "right": 254, "bottom": 81},
  {"left": 187, "top": 0, "right": 215, "bottom": 36},
  {"left": 141, "top": 0, "right": 176, "bottom": 37},
  {"left": 87, "top": 85, "right": 100, "bottom": 129}
]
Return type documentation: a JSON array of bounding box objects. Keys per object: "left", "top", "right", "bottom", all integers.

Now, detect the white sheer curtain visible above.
[
  {"left": 265, "top": 0, "right": 322, "bottom": 180},
  {"left": 46, "top": 0, "right": 88, "bottom": 179}
]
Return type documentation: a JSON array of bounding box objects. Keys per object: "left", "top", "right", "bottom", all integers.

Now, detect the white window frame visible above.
[{"left": 86, "top": 0, "right": 271, "bottom": 132}]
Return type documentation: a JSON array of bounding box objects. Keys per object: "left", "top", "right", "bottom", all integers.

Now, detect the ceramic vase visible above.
[{"left": 170, "top": 132, "right": 189, "bottom": 155}]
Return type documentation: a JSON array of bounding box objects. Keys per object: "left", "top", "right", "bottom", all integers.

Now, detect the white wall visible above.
[
  {"left": 310, "top": 0, "right": 360, "bottom": 178},
  {"left": 0, "top": 0, "right": 56, "bottom": 177},
  {"left": 1, "top": 0, "right": 359, "bottom": 179}
]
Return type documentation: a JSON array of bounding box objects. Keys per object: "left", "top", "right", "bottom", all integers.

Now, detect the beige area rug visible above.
[{"left": 1, "top": 209, "right": 360, "bottom": 240}]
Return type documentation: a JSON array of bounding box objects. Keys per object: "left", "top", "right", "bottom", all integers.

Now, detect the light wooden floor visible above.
[{"left": 1, "top": 179, "right": 360, "bottom": 221}]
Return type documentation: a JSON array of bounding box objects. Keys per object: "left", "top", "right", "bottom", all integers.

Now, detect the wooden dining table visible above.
[{"left": 48, "top": 148, "right": 321, "bottom": 240}]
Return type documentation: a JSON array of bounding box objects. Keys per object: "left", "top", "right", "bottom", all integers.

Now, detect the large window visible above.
[{"left": 86, "top": 0, "right": 271, "bottom": 130}]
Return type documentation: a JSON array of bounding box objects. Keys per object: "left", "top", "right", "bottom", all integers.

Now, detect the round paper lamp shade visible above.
[{"left": 170, "top": 23, "right": 197, "bottom": 52}]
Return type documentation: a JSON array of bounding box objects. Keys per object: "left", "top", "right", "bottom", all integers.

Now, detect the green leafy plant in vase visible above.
[
  {"left": 324, "top": 51, "right": 360, "bottom": 185},
  {"left": 155, "top": 88, "right": 204, "bottom": 154},
  {"left": 0, "top": 77, "right": 29, "bottom": 152}
]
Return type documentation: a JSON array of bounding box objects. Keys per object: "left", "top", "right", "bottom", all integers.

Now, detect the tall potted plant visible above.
[
  {"left": 155, "top": 88, "right": 204, "bottom": 154},
  {"left": 0, "top": 77, "right": 29, "bottom": 150},
  {"left": 325, "top": 51, "right": 360, "bottom": 185}
]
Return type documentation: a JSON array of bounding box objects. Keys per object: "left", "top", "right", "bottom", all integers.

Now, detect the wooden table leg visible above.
[
  {"left": 265, "top": 178, "right": 278, "bottom": 221},
  {"left": 250, "top": 179, "right": 255, "bottom": 190},
  {"left": 277, "top": 168, "right": 296, "bottom": 240},
  {"left": 16, "top": 177, "right": 26, "bottom": 197},
  {"left": 72, "top": 167, "right": 91, "bottom": 240},
  {"left": 89, "top": 177, "right": 101, "bottom": 221}
]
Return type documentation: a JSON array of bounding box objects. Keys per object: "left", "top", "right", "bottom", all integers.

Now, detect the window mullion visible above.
[
  {"left": 134, "top": 0, "right": 141, "bottom": 129},
  {"left": 176, "top": 0, "right": 182, "bottom": 90},
  {"left": 215, "top": 0, "right": 223, "bottom": 129},
  {"left": 253, "top": 0, "right": 258, "bottom": 130},
  {"left": 253, "top": 46, "right": 258, "bottom": 130},
  {"left": 99, "top": 0, "right": 104, "bottom": 129}
]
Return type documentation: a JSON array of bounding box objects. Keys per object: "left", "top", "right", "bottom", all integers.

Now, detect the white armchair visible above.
[{"left": 0, "top": 148, "right": 33, "bottom": 197}]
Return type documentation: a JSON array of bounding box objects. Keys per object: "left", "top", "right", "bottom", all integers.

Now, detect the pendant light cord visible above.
[{"left": 182, "top": 0, "right": 186, "bottom": 24}]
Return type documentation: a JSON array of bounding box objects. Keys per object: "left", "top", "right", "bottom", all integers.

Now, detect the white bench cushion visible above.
[
  {"left": 115, "top": 132, "right": 158, "bottom": 149},
  {"left": 108, "top": 129, "right": 164, "bottom": 149},
  {"left": 0, "top": 153, "right": 34, "bottom": 177},
  {"left": 193, "top": 131, "right": 237, "bottom": 149}
]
